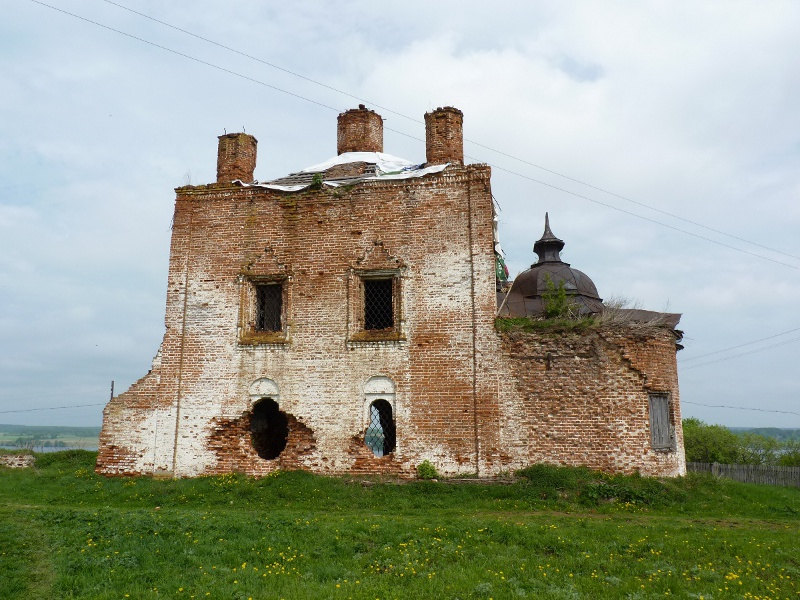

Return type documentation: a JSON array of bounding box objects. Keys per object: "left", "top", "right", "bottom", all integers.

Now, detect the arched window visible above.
[
  {"left": 365, "top": 399, "right": 396, "bottom": 457},
  {"left": 363, "top": 376, "right": 396, "bottom": 457}
]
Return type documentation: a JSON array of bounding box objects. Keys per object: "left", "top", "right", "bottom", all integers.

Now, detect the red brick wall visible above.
[
  {"left": 97, "top": 164, "right": 501, "bottom": 477},
  {"left": 96, "top": 150, "right": 685, "bottom": 479},
  {"left": 495, "top": 324, "right": 685, "bottom": 476}
]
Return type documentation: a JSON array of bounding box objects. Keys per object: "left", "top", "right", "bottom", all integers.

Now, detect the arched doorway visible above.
[{"left": 250, "top": 397, "right": 288, "bottom": 460}]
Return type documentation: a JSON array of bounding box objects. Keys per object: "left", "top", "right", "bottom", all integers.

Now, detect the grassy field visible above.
[{"left": 1, "top": 452, "right": 798, "bottom": 599}]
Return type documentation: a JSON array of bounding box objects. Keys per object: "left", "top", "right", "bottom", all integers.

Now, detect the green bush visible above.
[
  {"left": 542, "top": 274, "right": 577, "bottom": 319},
  {"left": 682, "top": 418, "right": 800, "bottom": 466},
  {"left": 778, "top": 440, "right": 800, "bottom": 467},
  {"left": 682, "top": 418, "right": 743, "bottom": 463},
  {"left": 516, "top": 463, "right": 688, "bottom": 507},
  {"left": 416, "top": 460, "right": 439, "bottom": 480}
]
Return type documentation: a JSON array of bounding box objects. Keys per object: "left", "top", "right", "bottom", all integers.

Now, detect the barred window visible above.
[
  {"left": 255, "top": 283, "right": 282, "bottom": 332},
  {"left": 365, "top": 399, "right": 396, "bottom": 457},
  {"left": 364, "top": 278, "right": 394, "bottom": 330}
]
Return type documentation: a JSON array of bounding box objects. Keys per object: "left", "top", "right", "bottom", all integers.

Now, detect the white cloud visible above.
[{"left": 1, "top": 1, "right": 798, "bottom": 427}]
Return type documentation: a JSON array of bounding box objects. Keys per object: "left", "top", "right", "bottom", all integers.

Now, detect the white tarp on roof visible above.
[
  {"left": 300, "top": 152, "right": 415, "bottom": 175},
  {"left": 234, "top": 152, "right": 448, "bottom": 192},
  {"left": 238, "top": 182, "right": 308, "bottom": 192}
]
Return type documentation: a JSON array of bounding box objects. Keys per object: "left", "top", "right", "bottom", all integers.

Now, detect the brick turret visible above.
[
  {"left": 337, "top": 105, "right": 383, "bottom": 155},
  {"left": 425, "top": 106, "right": 463, "bottom": 165},
  {"left": 217, "top": 133, "right": 258, "bottom": 183}
]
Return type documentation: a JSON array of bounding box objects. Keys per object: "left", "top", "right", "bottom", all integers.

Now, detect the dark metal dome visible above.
[{"left": 500, "top": 213, "right": 603, "bottom": 317}]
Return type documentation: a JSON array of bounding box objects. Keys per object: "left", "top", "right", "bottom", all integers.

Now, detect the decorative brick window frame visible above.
[
  {"left": 238, "top": 274, "right": 290, "bottom": 345},
  {"left": 347, "top": 269, "right": 405, "bottom": 343}
]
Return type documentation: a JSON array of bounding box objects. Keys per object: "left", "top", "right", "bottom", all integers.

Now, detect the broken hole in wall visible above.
[{"left": 250, "top": 397, "right": 288, "bottom": 459}]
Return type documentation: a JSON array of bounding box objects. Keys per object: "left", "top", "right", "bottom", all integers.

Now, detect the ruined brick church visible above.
[{"left": 97, "top": 106, "right": 686, "bottom": 478}]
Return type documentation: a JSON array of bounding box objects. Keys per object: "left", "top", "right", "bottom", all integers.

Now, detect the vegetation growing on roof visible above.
[
  {"left": 541, "top": 274, "right": 579, "bottom": 319},
  {"left": 495, "top": 316, "right": 597, "bottom": 334}
]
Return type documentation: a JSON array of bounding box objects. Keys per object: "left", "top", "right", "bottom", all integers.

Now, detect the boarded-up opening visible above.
[
  {"left": 648, "top": 394, "right": 673, "bottom": 450},
  {"left": 250, "top": 398, "right": 288, "bottom": 459}
]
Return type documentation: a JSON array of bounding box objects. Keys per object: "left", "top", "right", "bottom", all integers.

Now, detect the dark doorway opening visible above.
[{"left": 250, "top": 398, "right": 288, "bottom": 460}]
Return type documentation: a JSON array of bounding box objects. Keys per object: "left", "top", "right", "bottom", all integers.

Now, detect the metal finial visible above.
[
  {"left": 543, "top": 212, "right": 554, "bottom": 238},
  {"left": 533, "top": 213, "right": 565, "bottom": 263}
]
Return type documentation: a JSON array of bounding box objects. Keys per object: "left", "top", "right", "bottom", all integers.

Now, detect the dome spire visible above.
[{"left": 533, "top": 212, "right": 565, "bottom": 264}]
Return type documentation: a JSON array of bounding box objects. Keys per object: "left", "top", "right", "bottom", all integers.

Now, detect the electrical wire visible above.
[
  {"left": 680, "top": 327, "right": 800, "bottom": 363},
  {"left": 27, "top": 0, "right": 344, "bottom": 114},
  {"left": 476, "top": 160, "right": 800, "bottom": 270},
  {"left": 98, "top": 0, "right": 419, "bottom": 127},
  {"left": 681, "top": 335, "right": 800, "bottom": 371},
  {"left": 25, "top": 0, "right": 800, "bottom": 271},
  {"left": 682, "top": 400, "right": 799, "bottom": 417},
  {"left": 98, "top": 0, "right": 800, "bottom": 263},
  {"left": 0, "top": 403, "right": 106, "bottom": 414}
]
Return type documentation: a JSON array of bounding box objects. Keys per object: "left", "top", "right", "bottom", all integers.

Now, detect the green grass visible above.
[
  {"left": 1, "top": 453, "right": 798, "bottom": 599},
  {"left": 0, "top": 447, "right": 33, "bottom": 455}
]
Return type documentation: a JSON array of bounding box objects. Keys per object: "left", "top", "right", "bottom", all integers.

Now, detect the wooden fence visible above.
[{"left": 687, "top": 462, "right": 800, "bottom": 488}]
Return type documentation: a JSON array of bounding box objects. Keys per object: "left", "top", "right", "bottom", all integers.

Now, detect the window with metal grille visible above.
[
  {"left": 648, "top": 394, "right": 673, "bottom": 450},
  {"left": 363, "top": 278, "right": 394, "bottom": 330},
  {"left": 365, "top": 399, "right": 395, "bottom": 457},
  {"left": 255, "top": 283, "right": 282, "bottom": 332}
]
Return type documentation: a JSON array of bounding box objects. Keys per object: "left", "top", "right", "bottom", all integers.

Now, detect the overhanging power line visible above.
[
  {"left": 94, "top": 0, "right": 800, "bottom": 265},
  {"left": 25, "top": 0, "right": 800, "bottom": 272}
]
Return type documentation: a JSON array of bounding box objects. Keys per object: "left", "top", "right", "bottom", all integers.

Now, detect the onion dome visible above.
[{"left": 500, "top": 213, "right": 603, "bottom": 317}]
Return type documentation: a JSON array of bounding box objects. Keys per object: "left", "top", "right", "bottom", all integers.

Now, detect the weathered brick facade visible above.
[{"left": 97, "top": 106, "right": 685, "bottom": 478}]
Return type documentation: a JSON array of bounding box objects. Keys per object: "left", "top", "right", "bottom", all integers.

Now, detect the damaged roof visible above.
[{"left": 235, "top": 152, "right": 449, "bottom": 192}]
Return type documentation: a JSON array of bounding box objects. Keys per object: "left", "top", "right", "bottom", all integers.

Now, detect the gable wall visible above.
[{"left": 97, "top": 165, "right": 500, "bottom": 477}]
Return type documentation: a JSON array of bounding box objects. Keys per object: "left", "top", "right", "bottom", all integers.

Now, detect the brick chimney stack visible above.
[
  {"left": 337, "top": 105, "right": 383, "bottom": 155},
  {"left": 424, "top": 106, "right": 463, "bottom": 165},
  {"left": 217, "top": 133, "right": 258, "bottom": 183}
]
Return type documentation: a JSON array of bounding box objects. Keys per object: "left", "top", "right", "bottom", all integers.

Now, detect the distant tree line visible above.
[
  {"left": 9, "top": 436, "right": 68, "bottom": 450},
  {"left": 0, "top": 424, "right": 101, "bottom": 437},
  {"left": 683, "top": 418, "right": 800, "bottom": 467}
]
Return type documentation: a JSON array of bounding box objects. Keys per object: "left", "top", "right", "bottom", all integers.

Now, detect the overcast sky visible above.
[{"left": 2, "top": 1, "right": 799, "bottom": 429}]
